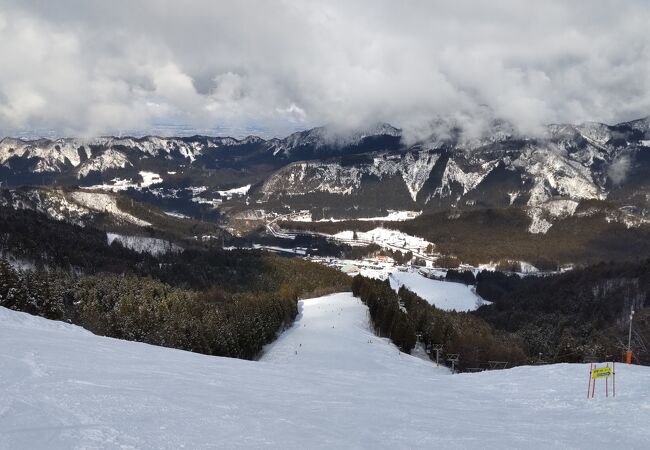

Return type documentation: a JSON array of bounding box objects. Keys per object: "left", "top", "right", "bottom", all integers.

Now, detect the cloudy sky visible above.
[{"left": 0, "top": 0, "right": 649, "bottom": 139}]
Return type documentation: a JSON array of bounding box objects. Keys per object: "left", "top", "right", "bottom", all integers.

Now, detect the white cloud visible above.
[
  {"left": 0, "top": 0, "right": 649, "bottom": 139},
  {"left": 608, "top": 154, "right": 632, "bottom": 185}
]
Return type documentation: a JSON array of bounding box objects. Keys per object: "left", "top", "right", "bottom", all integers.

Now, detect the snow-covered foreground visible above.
[
  {"left": 2, "top": 295, "right": 650, "bottom": 449},
  {"left": 389, "top": 270, "right": 490, "bottom": 311}
]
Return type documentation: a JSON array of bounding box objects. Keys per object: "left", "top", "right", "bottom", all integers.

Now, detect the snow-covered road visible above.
[{"left": 1, "top": 294, "right": 649, "bottom": 449}]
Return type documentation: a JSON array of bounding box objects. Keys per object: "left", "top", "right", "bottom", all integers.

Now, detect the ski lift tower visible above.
[
  {"left": 488, "top": 361, "right": 509, "bottom": 370},
  {"left": 447, "top": 353, "right": 460, "bottom": 373},
  {"left": 431, "top": 344, "right": 444, "bottom": 367}
]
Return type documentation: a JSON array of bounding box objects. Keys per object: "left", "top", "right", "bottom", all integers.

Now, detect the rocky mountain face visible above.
[{"left": 1, "top": 118, "right": 649, "bottom": 235}]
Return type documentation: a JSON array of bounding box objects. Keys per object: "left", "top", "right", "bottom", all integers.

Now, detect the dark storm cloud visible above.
[{"left": 0, "top": 0, "right": 648, "bottom": 138}]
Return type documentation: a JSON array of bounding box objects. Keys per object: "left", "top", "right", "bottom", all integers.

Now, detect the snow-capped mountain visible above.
[
  {"left": 1, "top": 118, "right": 649, "bottom": 234},
  {"left": 257, "top": 117, "right": 650, "bottom": 232}
]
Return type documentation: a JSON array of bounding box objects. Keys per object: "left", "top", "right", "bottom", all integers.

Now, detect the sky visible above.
[{"left": 0, "top": 0, "right": 649, "bottom": 139}]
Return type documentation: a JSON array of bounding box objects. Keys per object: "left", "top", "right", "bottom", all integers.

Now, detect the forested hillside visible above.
[
  {"left": 475, "top": 261, "right": 650, "bottom": 365},
  {"left": 282, "top": 204, "right": 650, "bottom": 267},
  {"left": 0, "top": 206, "right": 350, "bottom": 359},
  {"left": 351, "top": 275, "right": 526, "bottom": 371}
]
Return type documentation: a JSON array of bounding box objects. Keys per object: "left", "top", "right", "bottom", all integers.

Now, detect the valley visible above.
[{"left": 2, "top": 2, "right": 649, "bottom": 448}]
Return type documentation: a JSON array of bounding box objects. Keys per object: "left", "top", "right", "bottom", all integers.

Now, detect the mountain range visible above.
[{"left": 1, "top": 117, "right": 650, "bottom": 264}]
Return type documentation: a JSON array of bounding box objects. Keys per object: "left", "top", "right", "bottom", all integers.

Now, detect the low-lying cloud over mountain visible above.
[{"left": 0, "top": 0, "right": 649, "bottom": 139}]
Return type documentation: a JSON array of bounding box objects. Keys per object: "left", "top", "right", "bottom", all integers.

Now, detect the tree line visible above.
[
  {"left": 474, "top": 260, "right": 650, "bottom": 364},
  {"left": 351, "top": 275, "right": 526, "bottom": 371},
  {"left": 0, "top": 205, "right": 351, "bottom": 360},
  {"left": 0, "top": 258, "right": 349, "bottom": 360}
]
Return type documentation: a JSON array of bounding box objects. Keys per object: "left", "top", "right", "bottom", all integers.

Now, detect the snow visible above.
[
  {"left": 291, "top": 210, "right": 422, "bottom": 222},
  {"left": 397, "top": 152, "right": 440, "bottom": 201},
  {"left": 334, "top": 227, "right": 433, "bottom": 252},
  {"left": 261, "top": 149, "right": 441, "bottom": 201},
  {"left": 527, "top": 199, "right": 580, "bottom": 234},
  {"left": 2, "top": 297, "right": 650, "bottom": 449},
  {"left": 138, "top": 171, "right": 162, "bottom": 187},
  {"left": 217, "top": 184, "right": 251, "bottom": 199},
  {"left": 388, "top": 270, "right": 489, "bottom": 311},
  {"left": 69, "top": 192, "right": 151, "bottom": 227},
  {"left": 528, "top": 209, "right": 554, "bottom": 234},
  {"left": 431, "top": 159, "right": 498, "bottom": 200},
  {"left": 252, "top": 244, "right": 307, "bottom": 255},
  {"left": 163, "top": 210, "right": 189, "bottom": 219},
  {"left": 82, "top": 177, "right": 139, "bottom": 192},
  {"left": 106, "top": 233, "right": 182, "bottom": 256},
  {"left": 77, "top": 149, "right": 131, "bottom": 177},
  {"left": 84, "top": 172, "right": 163, "bottom": 192},
  {"left": 0, "top": 138, "right": 87, "bottom": 172},
  {"left": 262, "top": 293, "right": 438, "bottom": 373}
]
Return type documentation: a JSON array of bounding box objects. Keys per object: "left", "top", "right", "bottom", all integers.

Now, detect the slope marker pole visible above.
[
  {"left": 591, "top": 373, "right": 596, "bottom": 398},
  {"left": 587, "top": 363, "right": 593, "bottom": 399}
]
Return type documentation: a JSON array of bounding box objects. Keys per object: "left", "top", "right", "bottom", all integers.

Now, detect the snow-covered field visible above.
[
  {"left": 389, "top": 270, "right": 490, "bottom": 311},
  {"left": 334, "top": 227, "right": 433, "bottom": 252},
  {"left": 1, "top": 294, "right": 649, "bottom": 449}
]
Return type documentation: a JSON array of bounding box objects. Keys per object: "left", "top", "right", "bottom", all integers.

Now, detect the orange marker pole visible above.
[{"left": 587, "top": 363, "right": 593, "bottom": 399}]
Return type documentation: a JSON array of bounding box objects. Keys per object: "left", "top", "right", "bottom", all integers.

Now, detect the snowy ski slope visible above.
[
  {"left": 388, "top": 271, "right": 489, "bottom": 311},
  {"left": 1, "top": 294, "right": 649, "bottom": 449}
]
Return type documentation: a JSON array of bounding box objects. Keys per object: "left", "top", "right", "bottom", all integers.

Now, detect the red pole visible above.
[
  {"left": 587, "top": 363, "right": 593, "bottom": 399},
  {"left": 591, "top": 372, "right": 596, "bottom": 398}
]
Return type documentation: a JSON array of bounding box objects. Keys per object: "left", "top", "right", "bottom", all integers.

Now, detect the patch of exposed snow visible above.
[
  {"left": 528, "top": 209, "right": 553, "bottom": 234},
  {"left": 429, "top": 159, "right": 498, "bottom": 201},
  {"left": 106, "top": 233, "right": 182, "bottom": 256},
  {"left": 69, "top": 192, "right": 150, "bottom": 227},
  {"left": 82, "top": 177, "right": 138, "bottom": 192},
  {"left": 397, "top": 152, "right": 440, "bottom": 201},
  {"left": 527, "top": 199, "right": 579, "bottom": 234},
  {"left": 163, "top": 211, "right": 189, "bottom": 219},
  {"left": 77, "top": 149, "right": 131, "bottom": 177},
  {"left": 138, "top": 171, "right": 163, "bottom": 187},
  {"left": 291, "top": 210, "right": 422, "bottom": 222},
  {"left": 218, "top": 184, "right": 251, "bottom": 199}
]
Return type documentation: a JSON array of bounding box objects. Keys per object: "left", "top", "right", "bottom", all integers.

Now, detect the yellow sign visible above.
[{"left": 591, "top": 367, "right": 612, "bottom": 379}]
